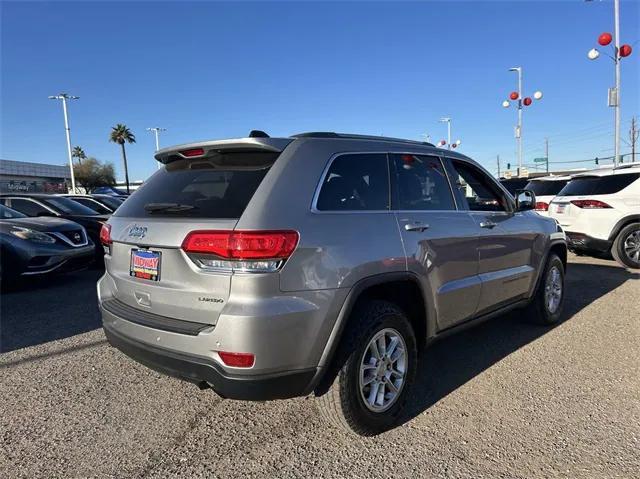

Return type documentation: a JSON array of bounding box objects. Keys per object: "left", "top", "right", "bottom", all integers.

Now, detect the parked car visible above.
[
  {"left": 499, "top": 177, "right": 529, "bottom": 196},
  {"left": 549, "top": 164, "right": 640, "bottom": 269},
  {"left": 524, "top": 175, "right": 571, "bottom": 216},
  {"left": 0, "top": 204, "right": 94, "bottom": 283},
  {"left": 0, "top": 193, "right": 109, "bottom": 264},
  {"left": 92, "top": 186, "right": 129, "bottom": 197},
  {"left": 98, "top": 132, "right": 567, "bottom": 435},
  {"left": 61, "top": 194, "right": 114, "bottom": 215}
]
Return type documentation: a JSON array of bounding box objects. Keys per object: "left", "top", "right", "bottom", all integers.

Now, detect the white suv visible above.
[
  {"left": 525, "top": 175, "right": 571, "bottom": 216},
  {"left": 549, "top": 164, "right": 640, "bottom": 269}
]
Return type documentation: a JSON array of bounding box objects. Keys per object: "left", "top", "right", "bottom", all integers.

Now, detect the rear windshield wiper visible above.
[{"left": 144, "top": 202, "right": 199, "bottom": 213}]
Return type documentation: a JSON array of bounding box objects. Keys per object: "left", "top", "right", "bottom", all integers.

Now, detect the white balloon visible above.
[
  {"left": 455, "top": 140, "right": 461, "bottom": 146},
  {"left": 502, "top": 100, "right": 510, "bottom": 108},
  {"left": 588, "top": 48, "right": 600, "bottom": 60},
  {"left": 534, "top": 91, "right": 543, "bottom": 100}
]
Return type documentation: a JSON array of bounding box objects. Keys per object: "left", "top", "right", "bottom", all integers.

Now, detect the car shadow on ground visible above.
[
  {"left": 399, "top": 261, "right": 639, "bottom": 427},
  {"left": 0, "top": 269, "right": 104, "bottom": 353}
]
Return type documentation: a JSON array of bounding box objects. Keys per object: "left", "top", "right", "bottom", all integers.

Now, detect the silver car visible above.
[{"left": 98, "top": 132, "right": 567, "bottom": 435}]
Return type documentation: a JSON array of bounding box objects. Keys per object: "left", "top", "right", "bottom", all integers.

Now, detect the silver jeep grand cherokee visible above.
[{"left": 98, "top": 131, "right": 567, "bottom": 435}]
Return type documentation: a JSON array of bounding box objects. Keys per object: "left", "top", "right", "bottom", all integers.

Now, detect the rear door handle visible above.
[
  {"left": 479, "top": 220, "right": 497, "bottom": 229},
  {"left": 404, "top": 222, "right": 430, "bottom": 232}
]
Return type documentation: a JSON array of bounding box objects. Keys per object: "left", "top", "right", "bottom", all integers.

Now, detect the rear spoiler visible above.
[{"left": 154, "top": 137, "right": 293, "bottom": 164}]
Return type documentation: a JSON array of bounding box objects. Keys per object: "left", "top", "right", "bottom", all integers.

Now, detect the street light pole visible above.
[
  {"left": 147, "top": 127, "right": 167, "bottom": 169},
  {"left": 49, "top": 93, "right": 79, "bottom": 192},
  {"left": 509, "top": 67, "right": 523, "bottom": 174},
  {"left": 439, "top": 117, "right": 451, "bottom": 150},
  {"left": 613, "top": 0, "right": 621, "bottom": 167}
]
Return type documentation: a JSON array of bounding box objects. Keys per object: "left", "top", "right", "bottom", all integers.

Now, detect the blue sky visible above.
[{"left": 1, "top": 0, "right": 638, "bottom": 181}]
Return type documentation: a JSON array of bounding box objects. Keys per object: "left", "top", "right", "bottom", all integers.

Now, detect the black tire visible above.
[
  {"left": 526, "top": 253, "right": 565, "bottom": 325},
  {"left": 611, "top": 223, "right": 640, "bottom": 269},
  {"left": 316, "top": 300, "right": 417, "bottom": 436}
]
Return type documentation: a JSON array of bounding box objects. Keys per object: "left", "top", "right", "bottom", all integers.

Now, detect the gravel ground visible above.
[{"left": 1, "top": 255, "right": 639, "bottom": 478}]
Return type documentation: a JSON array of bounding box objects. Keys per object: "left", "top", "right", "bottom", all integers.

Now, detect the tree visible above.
[
  {"left": 71, "top": 146, "right": 86, "bottom": 165},
  {"left": 72, "top": 157, "right": 116, "bottom": 193},
  {"left": 109, "top": 124, "right": 136, "bottom": 194}
]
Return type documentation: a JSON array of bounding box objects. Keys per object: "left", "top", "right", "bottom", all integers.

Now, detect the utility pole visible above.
[
  {"left": 49, "top": 93, "right": 80, "bottom": 193},
  {"left": 545, "top": 137, "right": 549, "bottom": 173},
  {"left": 497, "top": 154, "right": 501, "bottom": 178}
]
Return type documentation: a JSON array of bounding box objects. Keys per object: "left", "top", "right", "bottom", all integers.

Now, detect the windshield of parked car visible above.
[
  {"left": 525, "top": 180, "right": 568, "bottom": 196},
  {"left": 0, "top": 204, "right": 27, "bottom": 219},
  {"left": 42, "top": 197, "right": 100, "bottom": 215},
  {"left": 557, "top": 173, "right": 640, "bottom": 196}
]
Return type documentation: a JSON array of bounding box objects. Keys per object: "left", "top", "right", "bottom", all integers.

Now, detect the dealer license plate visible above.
[{"left": 130, "top": 249, "right": 161, "bottom": 281}]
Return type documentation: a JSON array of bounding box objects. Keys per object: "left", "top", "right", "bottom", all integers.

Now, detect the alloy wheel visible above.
[
  {"left": 623, "top": 230, "right": 640, "bottom": 264},
  {"left": 358, "top": 328, "right": 407, "bottom": 413},
  {"left": 544, "top": 265, "right": 563, "bottom": 314}
]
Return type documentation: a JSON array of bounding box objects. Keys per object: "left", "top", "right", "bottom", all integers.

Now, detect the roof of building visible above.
[{"left": 0, "top": 159, "right": 71, "bottom": 179}]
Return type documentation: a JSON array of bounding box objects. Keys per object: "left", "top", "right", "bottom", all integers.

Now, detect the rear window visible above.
[
  {"left": 558, "top": 173, "right": 640, "bottom": 196},
  {"left": 525, "top": 180, "right": 568, "bottom": 196},
  {"left": 500, "top": 178, "right": 529, "bottom": 195},
  {"left": 115, "top": 152, "right": 278, "bottom": 218}
]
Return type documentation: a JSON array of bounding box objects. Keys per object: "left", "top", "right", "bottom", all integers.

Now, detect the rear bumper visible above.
[
  {"left": 103, "top": 325, "right": 317, "bottom": 400},
  {"left": 566, "top": 231, "right": 612, "bottom": 254}
]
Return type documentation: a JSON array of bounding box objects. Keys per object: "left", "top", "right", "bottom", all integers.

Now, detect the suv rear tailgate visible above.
[{"left": 106, "top": 217, "right": 237, "bottom": 325}]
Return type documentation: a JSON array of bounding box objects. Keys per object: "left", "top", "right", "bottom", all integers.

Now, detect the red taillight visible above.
[
  {"left": 100, "top": 223, "right": 112, "bottom": 245},
  {"left": 570, "top": 199, "right": 612, "bottom": 209},
  {"left": 182, "top": 230, "right": 299, "bottom": 260},
  {"left": 180, "top": 148, "right": 205, "bottom": 158},
  {"left": 218, "top": 351, "right": 255, "bottom": 368},
  {"left": 535, "top": 201, "right": 549, "bottom": 211}
]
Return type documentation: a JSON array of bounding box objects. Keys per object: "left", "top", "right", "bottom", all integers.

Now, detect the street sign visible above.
[{"left": 534, "top": 157, "right": 548, "bottom": 163}]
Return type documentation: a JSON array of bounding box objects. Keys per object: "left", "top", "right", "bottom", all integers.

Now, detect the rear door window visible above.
[
  {"left": 390, "top": 154, "right": 455, "bottom": 211},
  {"left": 558, "top": 173, "right": 640, "bottom": 196},
  {"left": 316, "top": 154, "right": 389, "bottom": 211},
  {"left": 115, "top": 152, "right": 279, "bottom": 218}
]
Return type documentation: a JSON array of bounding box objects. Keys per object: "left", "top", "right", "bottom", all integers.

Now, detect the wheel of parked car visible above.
[
  {"left": 526, "top": 253, "right": 565, "bottom": 325},
  {"left": 316, "top": 300, "right": 417, "bottom": 436},
  {"left": 612, "top": 223, "right": 640, "bottom": 269}
]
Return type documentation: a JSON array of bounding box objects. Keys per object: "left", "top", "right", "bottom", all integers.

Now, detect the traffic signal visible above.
[
  {"left": 507, "top": 163, "right": 511, "bottom": 169},
  {"left": 595, "top": 157, "right": 599, "bottom": 165}
]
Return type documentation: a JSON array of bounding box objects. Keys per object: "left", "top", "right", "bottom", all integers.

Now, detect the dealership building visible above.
[{"left": 0, "top": 159, "right": 70, "bottom": 193}]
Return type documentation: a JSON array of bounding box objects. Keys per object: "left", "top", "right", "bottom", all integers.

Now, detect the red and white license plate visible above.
[
  {"left": 130, "top": 249, "right": 161, "bottom": 281},
  {"left": 555, "top": 204, "right": 566, "bottom": 214}
]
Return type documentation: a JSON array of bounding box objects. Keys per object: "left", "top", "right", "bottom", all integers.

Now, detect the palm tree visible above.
[
  {"left": 109, "top": 124, "right": 136, "bottom": 194},
  {"left": 71, "top": 146, "right": 86, "bottom": 164}
]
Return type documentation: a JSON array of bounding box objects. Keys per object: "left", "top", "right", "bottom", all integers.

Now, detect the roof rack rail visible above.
[{"left": 291, "top": 132, "right": 435, "bottom": 147}]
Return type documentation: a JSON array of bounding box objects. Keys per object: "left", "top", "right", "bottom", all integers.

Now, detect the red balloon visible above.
[
  {"left": 439, "top": 140, "right": 447, "bottom": 146},
  {"left": 523, "top": 97, "right": 533, "bottom": 106},
  {"left": 451, "top": 143, "right": 458, "bottom": 149},
  {"left": 598, "top": 32, "right": 612, "bottom": 46},
  {"left": 619, "top": 44, "right": 633, "bottom": 57},
  {"left": 509, "top": 91, "right": 519, "bottom": 100}
]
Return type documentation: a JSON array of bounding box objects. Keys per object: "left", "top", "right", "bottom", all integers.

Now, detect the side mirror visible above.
[{"left": 515, "top": 189, "right": 536, "bottom": 211}]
